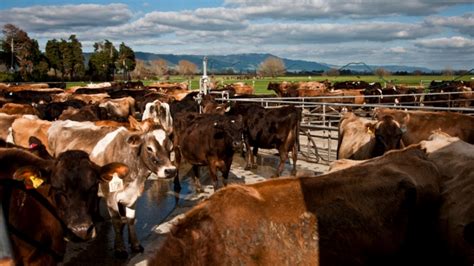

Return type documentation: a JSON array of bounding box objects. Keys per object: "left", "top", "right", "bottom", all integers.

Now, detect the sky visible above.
[{"left": 0, "top": 0, "right": 473, "bottom": 70}]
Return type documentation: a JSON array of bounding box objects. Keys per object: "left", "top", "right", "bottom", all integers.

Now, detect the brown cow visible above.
[
  {"left": 0, "top": 148, "right": 127, "bottom": 265},
  {"left": 99, "top": 96, "right": 136, "bottom": 121},
  {"left": 11, "top": 116, "right": 52, "bottom": 155},
  {"left": 47, "top": 120, "right": 176, "bottom": 258},
  {"left": 172, "top": 112, "right": 244, "bottom": 192},
  {"left": 150, "top": 146, "right": 441, "bottom": 265},
  {"left": 0, "top": 113, "right": 19, "bottom": 141},
  {"left": 267, "top": 81, "right": 299, "bottom": 97},
  {"left": 227, "top": 103, "right": 301, "bottom": 177},
  {"left": 420, "top": 133, "right": 474, "bottom": 264},
  {"left": 337, "top": 112, "right": 404, "bottom": 159},
  {"left": 374, "top": 108, "right": 474, "bottom": 145},
  {"left": 0, "top": 103, "right": 39, "bottom": 116}
]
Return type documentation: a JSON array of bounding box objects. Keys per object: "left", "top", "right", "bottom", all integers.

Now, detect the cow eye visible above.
[{"left": 147, "top": 146, "right": 154, "bottom": 153}]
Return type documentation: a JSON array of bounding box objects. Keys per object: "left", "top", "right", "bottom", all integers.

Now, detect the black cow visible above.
[
  {"left": 227, "top": 103, "right": 301, "bottom": 177},
  {"left": 0, "top": 148, "right": 128, "bottom": 265},
  {"left": 35, "top": 100, "right": 86, "bottom": 121},
  {"left": 173, "top": 113, "right": 244, "bottom": 192}
]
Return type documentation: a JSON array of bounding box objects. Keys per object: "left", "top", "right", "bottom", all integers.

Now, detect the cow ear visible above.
[
  {"left": 365, "top": 122, "right": 376, "bottom": 135},
  {"left": 13, "top": 166, "right": 48, "bottom": 189},
  {"left": 127, "top": 134, "right": 142, "bottom": 147},
  {"left": 99, "top": 162, "right": 129, "bottom": 182},
  {"left": 128, "top": 116, "right": 142, "bottom": 131}
]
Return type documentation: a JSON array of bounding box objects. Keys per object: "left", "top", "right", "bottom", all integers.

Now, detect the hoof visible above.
[
  {"left": 251, "top": 164, "right": 258, "bottom": 169},
  {"left": 131, "top": 244, "right": 144, "bottom": 253},
  {"left": 244, "top": 165, "right": 251, "bottom": 170},
  {"left": 114, "top": 250, "right": 128, "bottom": 259}
]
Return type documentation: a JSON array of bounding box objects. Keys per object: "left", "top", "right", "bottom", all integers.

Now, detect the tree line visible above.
[{"left": 0, "top": 24, "right": 136, "bottom": 82}]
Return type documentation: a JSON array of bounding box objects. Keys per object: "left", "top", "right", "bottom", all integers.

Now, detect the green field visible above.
[{"left": 66, "top": 75, "right": 474, "bottom": 95}]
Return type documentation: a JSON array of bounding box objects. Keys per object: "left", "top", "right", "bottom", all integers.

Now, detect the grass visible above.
[{"left": 65, "top": 74, "right": 474, "bottom": 95}]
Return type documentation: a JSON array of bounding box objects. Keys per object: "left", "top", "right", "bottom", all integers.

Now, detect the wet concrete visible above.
[{"left": 61, "top": 152, "right": 327, "bottom": 265}]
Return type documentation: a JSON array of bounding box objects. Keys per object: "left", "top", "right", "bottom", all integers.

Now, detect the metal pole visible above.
[{"left": 10, "top": 38, "right": 14, "bottom": 72}]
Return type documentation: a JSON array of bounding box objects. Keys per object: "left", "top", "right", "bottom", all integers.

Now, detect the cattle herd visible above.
[{"left": 0, "top": 79, "right": 472, "bottom": 265}]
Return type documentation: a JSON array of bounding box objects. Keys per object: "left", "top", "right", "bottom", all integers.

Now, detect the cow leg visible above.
[
  {"left": 222, "top": 158, "right": 233, "bottom": 187},
  {"left": 275, "top": 147, "right": 289, "bottom": 178},
  {"left": 173, "top": 149, "right": 182, "bottom": 193},
  {"left": 209, "top": 164, "right": 219, "bottom": 191},
  {"left": 291, "top": 143, "right": 298, "bottom": 175},
  {"left": 192, "top": 165, "right": 203, "bottom": 193},
  {"left": 251, "top": 146, "right": 259, "bottom": 169},
  {"left": 244, "top": 139, "right": 253, "bottom": 170},
  {"left": 127, "top": 217, "right": 143, "bottom": 253},
  {"left": 112, "top": 217, "right": 128, "bottom": 259}
]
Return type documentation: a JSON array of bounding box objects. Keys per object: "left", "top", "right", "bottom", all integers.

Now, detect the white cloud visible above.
[
  {"left": 389, "top": 47, "right": 408, "bottom": 53},
  {"left": 131, "top": 8, "right": 247, "bottom": 31},
  {"left": 225, "top": 0, "right": 471, "bottom": 18},
  {"left": 415, "top": 36, "right": 474, "bottom": 49},
  {"left": 426, "top": 13, "right": 474, "bottom": 36},
  {"left": 234, "top": 22, "right": 439, "bottom": 44},
  {"left": 0, "top": 4, "right": 132, "bottom": 32}
]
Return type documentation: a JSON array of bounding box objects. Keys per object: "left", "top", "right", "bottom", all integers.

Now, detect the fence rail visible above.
[{"left": 217, "top": 91, "right": 474, "bottom": 165}]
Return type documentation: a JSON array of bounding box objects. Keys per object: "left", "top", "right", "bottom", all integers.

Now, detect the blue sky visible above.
[{"left": 0, "top": 0, "right": 473, "bottom": 69}]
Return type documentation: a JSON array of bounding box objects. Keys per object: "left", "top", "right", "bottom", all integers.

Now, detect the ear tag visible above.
[
  {"left": 400, "top": 127, "right": 407, "bottom": 134},
  {"left": 125, "top": 207, "right": 135, "bottom": 219},
  {"left": 109, "top": 173, "right": 124, "bottom": 193},
  {"left": 29, "top": 175, "right": 44, "bottom": 189},
  {"left": 367, "top": 127, "right": 374, "bottom": 135}
]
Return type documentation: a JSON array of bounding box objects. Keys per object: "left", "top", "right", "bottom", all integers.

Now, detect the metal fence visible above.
[{"left": 217, "top": 91, "right": 474, "bottom": 165}]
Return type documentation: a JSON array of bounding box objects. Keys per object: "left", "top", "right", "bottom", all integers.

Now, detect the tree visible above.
[
  {"left": 1, "top": 24, "right": 37, "bottom": 80},
  {"left": 88, "top": 40, "right": 118, "bottom": 81},
  {"left": 257, "top": 56, "right": 285, "bottom": 77},
  {"left": 117, "top": 42, "right": 136, "bottom": 80},
  {"left": 45, "top": 39, "right": 61, "bottom": 78},
  {"left": 178, "top": 60, "right": 197, "bottom": 78},
  {"left": 69, "top": 35, "right": 85, "bottom": 80},
  {"left": 325, "top": 68, "right": 340, "bottom": 77},
  {"left": 130, "top": 59, "right": 154, "bottom": 80},
  {"left": 151, "top": 59, "right": 168, "bottom": 78},
  {"left": 442, "top": 67, "right": 453, "bottom": 77},
  {"left": 374, "top": 67, "right": 390, "bottom": 78}
]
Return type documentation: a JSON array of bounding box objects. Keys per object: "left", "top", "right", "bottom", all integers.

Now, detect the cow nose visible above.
[
  {"left": 165, "top": 167, "right": 177, "bottom": 178},
  {"left": 233, "top": 141, "right": 242, "bottom": 149},
  {"left": 71, "top": 223, "right": 96, "bottom": 241}
]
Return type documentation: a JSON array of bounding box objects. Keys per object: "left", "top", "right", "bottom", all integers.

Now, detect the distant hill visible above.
[
  {"left": 133, "top": 52, "right": 331, "bottom": 73},
  {"left": 84, "top": 52, "right": 433, "bottom": 73}
]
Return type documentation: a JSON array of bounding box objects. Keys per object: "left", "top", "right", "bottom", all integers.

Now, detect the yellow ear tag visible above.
[
  {"left": 29, "top": 175, "right": 44, "bottom": 189},
  {"left": 367, "top": 127, "right": 374, "bottom": 135},
  {"left": 109, "top": 173, "right": 124, "bottom": 193}
]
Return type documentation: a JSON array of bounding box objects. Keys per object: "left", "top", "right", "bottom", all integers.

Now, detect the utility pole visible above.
[{"left": 10, "top": 38, "right": 14, "bottom": 73}]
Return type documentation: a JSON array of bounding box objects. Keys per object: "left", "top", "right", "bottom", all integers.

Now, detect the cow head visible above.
[
  {"left": 9, "top": 150, "right": 128, "bottom": 242},
  {"left": 142, "top": 100, "right": 173, "bottom": 135},
  {"left": 48, "top": 150, "right": 128, "bottom": 241},
  {"left": 372, "top": 115, "right": 404, "bottom": 156},
  {"left": 128, "top": 129, "right": 176, "bottom": 179},
  {"left": 213, "top": 115, "right": 244, "bottom": 150}
]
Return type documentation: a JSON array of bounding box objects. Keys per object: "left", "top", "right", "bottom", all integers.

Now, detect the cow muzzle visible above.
[
  {"left": 70, "top": 222, "right": 96, "bottom": 241},
  {"left": 232, "top": 140, "right": 243, "bottom": 150}
]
